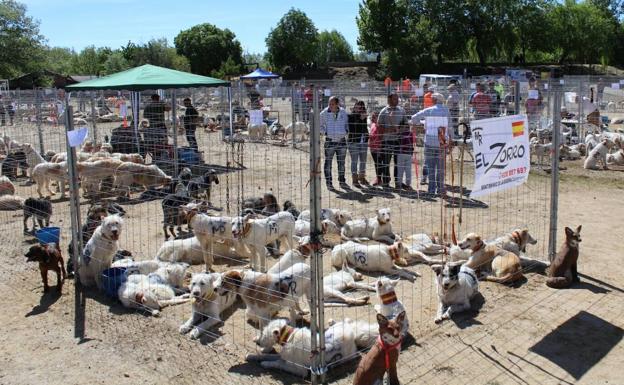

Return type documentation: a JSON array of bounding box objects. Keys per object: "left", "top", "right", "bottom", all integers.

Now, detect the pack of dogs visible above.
[{"left": 7, "top": 136, "right": 587, "bottom": 382}]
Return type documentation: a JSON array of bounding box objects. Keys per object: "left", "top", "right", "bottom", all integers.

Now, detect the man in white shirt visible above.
[
  {"left": 320, "top": 96, "right": 349, "bottom": 190},
  {"left": 411, "top": 93, "right": 450, "bottom": 196}
]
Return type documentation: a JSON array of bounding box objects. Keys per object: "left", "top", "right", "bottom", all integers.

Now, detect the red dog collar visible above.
[
  {"left": 380, "top": 291, "right": 398, "bottom": 305},
  {"left": 511, "top": 231, "right": 522, "bottom": 245},
  {"left": 472, "top": 240, "right": 484, "bottom": 253},
  {"left": 278, "top": 325, "right": 295, "bottom": 345},
  {"left": 377, "top": 335, "right": 402, "bottom": 370},
  {"left": 387, "top": 245, "right": 401, "bottom": 261}
]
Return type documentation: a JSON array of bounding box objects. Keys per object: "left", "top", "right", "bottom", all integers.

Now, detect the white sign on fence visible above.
[
  {"left": 265, "top": 89, "right": 272, "bottom": 97},
  {"left": 67, "top": 127, "right": 88, "bottom": 147},
  {"left": 414, "top": 88, "right": 424, "bottom": 97},
  {"left": 612, "top": 83, "right": 620, "bottom": 90},
  {"left": 470, "top": 115, "right": 530, "bottom": 198},
  {"left": 249, "top": 110, "right": 263, "bottom": 125},
  {"left": 528, "top": 90, "right": 539, "bottom": 99},
  {"left": 619, "top": 79, "right": 624, "bottom": 85},
  {"left": 324, "top": 88, "right": 332, "bottom": 97}
]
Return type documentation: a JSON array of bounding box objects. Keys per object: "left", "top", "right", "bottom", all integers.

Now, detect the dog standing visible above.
[
  {"left": 179, "top": 272, "right": 238, "bottom": 339},
  {"left": 187, "top": 169, "right": 219, "bottom": 203},
  {"left": 546, "top": 226, "right": 581, "bottom": 289},
  {"left": 25, "top": 244, "right": 66, "bottom": 293},
  {"left": 23, "top": 197, "right": 52, "bottom": 234},
  {"left": 431, "top": 262, "right": 479, "bottom": 323},
  {"left": 352, "top": 312, "right": 406, "bottom": 385},
  {"left": 78, "top": 214, "right": 123, "bottom": 289}
]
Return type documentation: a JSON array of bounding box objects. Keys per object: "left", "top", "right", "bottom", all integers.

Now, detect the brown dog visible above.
[
  {"left": 353, "top": 311, "right": 405, "bottom": 385},
  {"left": 25, "top": 244, "right": 67, "bottom": 293},
  {"left": 546, "top": 226, "right": 581, "bottom": 288},
  {"left": 459, "top": 233, "right": 524, "bottom": 283}
]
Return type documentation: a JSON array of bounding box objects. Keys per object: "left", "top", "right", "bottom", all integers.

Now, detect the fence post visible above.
[
  {"left": 309, "top": 86, "right": 326, "bottom": 384},
  {"left": 291, "top": 85, "right": 297, "bottom": 148},
  {"left": 36, "top": 89, "right": 44, "bottom": 155},
  {"left": 548, "top": 89, "right": 562, "bottom": 262},
  {"left": 63, "top": 103, "right": 84, "bottom": 282},
  {"left": 90, "top": 91, "right": 98, "bottom": 144},
  {"left": 171, "top": 90, "right": 179, "bottom": 177}
]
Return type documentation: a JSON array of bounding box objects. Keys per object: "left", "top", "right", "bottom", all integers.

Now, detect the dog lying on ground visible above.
[
  {"left": 331, "top": 241, "right": 419, "bottom": 282},
  {"left": 323, "top": 261, "right": 375, "bottom": 306},
  {"left": 24, "top": 243, "right": 66, "bottom": 293},
  {"left": 298, "top": 208, "right": 352, "bottom": 228},
  {"left": 118, "top": 274, "right": 190, "bottom": 316},
  {"left": 374, "top": 277, "right": 409, "bottom": 337},
  {"left": 352, "top": 312, "right": 406, "bottom": 385},
  {"left": 607, "top": 149, "right": 624, "bottom": 165},
  {"left": 113, "top": 162, "right": 172, "bottom": 199},
  {"left": 179, "top": 272, "right": 238, "bottom": 339},
  {"left": 431, "top": 261, "right": 479, "bottom": 323},
  {"left": 340, "top": 208, "right": 396, "bottom": 244},
  {"left": 247, "top": 318, "right": 358, "bottom": 378},
  {"left": 546, "top": 225, "right": 581, "bottom": 288},
  {"left": 218, "top": 264, "right": 311, "bottom": 326},
  {"left": 0, "top": 195, "right": 25, "bottom": 210},
  {"left": 23, "top": 197, "right": 52, "bottom": 234},
  {"left": 492, "top": 228, "right": 537, "bottom": 256},
  {"left": 155, "top": 236, "right": 205, "bottom": 265},
  {"left": 241, "top": 193, "right": 279, "bottom": 216},
  {"left": 78, "top": 214, "right": 123, "bottom": 289},
  {"left": 284, "top": 121, "right": 309, "bottom": 142},
  {"left": 459, "top": 233, "right": 524, "bottom": 283}
]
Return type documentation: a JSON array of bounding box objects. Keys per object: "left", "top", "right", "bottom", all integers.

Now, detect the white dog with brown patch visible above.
[
  {"left": 78, "top": 214, "right": 123, "bottom": 289},
  {"left": 459, "top": 233, "right": 524, "bottom": 284},
  {"left": 113, "top": 162, "right": 172, "bottom": 198},
  {"left": 330, "top": 241, "right": 420, "bottom": 282},
  {"left": 217, "top": 264, "right": 310, "bottom": 326},
  {"left": 340, "top": 208, "right": 395, "bottom": 244},
  {"left": 431, "top": 261, "right": 479, "bottom": 323},
  {"left": 179, "top": 272, "right": 238, "bottom": 339},
  {"left": 298, "top": 208, "right": 352, "bottom": 227},
  {"left": 584, "top": 139, "right": 614, "bottom": 170},
  {"left": 118, "top": 274, "right": 190, "bottom": 316}
]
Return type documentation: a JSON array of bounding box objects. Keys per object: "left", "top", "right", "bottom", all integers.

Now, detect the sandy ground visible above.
[{"left": 1, "top": 105, "right": 623, "bottom": 384}]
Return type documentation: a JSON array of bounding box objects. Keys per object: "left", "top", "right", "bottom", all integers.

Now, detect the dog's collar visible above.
[
  {"left": 194, "top": 291, "right": 217, "bottom": 303},
  {"left": 135, "top": 292, "right": 144, "bottom": 304},
  {"left": 380, "top": 291, "right": 398, "bottom": 305},
  {"left": 240, "top": 221, "right": 252, "bottom": 238},
  {"left": 472, "top": 240, "right": 484, "bottom": 253},
  {"left": 377, "top": 335, "right": 402, "bottom": 370},
  {"left": 460, "top": 269, "right": 478, "bottom": 286},
  {"left": 511, "top": 231, "right": 522, "bottom": 245},
  {"left": 278, "top": 325, "right": 295, "bottom": 346},
  {"left": 387, "top": 245, "right": 401, "bottom": 261}
]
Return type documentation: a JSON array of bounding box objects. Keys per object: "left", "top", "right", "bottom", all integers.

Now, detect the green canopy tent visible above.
[{"left": 66, "top": 64, "right": 232, "bottom": 174}]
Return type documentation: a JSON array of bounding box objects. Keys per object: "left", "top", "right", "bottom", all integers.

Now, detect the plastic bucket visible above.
[
  {"left": 35, "top": 227, "right": 61, "bottom": 246},
  {"left": 101, "top": 267, "right": 128, "bottom": 299}
]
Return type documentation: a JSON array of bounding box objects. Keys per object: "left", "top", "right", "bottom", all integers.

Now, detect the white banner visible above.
[
  {"left": 249, "top": 109, "right": 263, "bottom": 125},
  {"left": 470, "top": 115, "right": 530, "bottom": 198}
]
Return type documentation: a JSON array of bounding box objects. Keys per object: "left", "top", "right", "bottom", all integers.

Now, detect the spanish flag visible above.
[{"left": 512, "top": 121, "right": 524, "bottom": 138}]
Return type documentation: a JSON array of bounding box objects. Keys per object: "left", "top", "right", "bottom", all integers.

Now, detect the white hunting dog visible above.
[
  {"left": 340, "top": 208, "right": 396, "bottom": 244},
  {"left": 78, "top": 214, "right": 123, "bottom": 289},
  {"left": 374, "top": 277, "right": 409, "bottom": 337},
  {"left": 118, "top": 274, "right": 189, "bottom": 316},
  {"left": 431, "top": 261, "right": 479, "bottom": 324}
]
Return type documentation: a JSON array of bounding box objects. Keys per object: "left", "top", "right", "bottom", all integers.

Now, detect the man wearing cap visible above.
[{"left": 411, "top": 93, "right": 450, "bottom": 196}]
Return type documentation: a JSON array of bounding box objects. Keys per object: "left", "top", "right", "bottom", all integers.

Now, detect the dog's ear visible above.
[
  {"left": 564, "top": 227, "right": 573, "bottom": 238},
  {"left": 376, "top": 313, "right": 389, "bottom": 326},
  {"left": 224, "top": 271, "right": 242, "bottom": 287},
  {"left": 431, "top": 264, "right": 444, "bottom": 275},
  {"left": 576, "top": 225, "right": 582, "bottom": 234},
  {"left": 390, "top": 278, "right": 400, "bottom": 287}
]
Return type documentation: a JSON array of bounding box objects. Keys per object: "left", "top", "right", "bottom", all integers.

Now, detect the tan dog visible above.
[
  {"left": 113, "top": 162, "right": 171, "bottom": 198},
  {"left": 546, "top": 226, "right": 581, "bottom": 289},
  {"left": 459, "top": 233, "right": 524, "bottom": 283},
  {"left": 492, "top": 228, "right": 537, "bottom": 256},
  {"left": 78, "top": 159, "right": 124, "bottom": 195}
]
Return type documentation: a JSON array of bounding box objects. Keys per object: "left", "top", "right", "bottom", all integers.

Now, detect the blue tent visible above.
[{"left": 240, "top": 68, "right": 280, "bottom": 79}]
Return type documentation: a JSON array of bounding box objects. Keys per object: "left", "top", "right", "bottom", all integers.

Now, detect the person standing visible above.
[
  {"left": 0, "top": 95, "right": 6, "bottom": 126},
  {"left": 320, "top": 96, "right": 349, "bottom": 190},
  {"left": 377, "top": 93, "right": 406, "bottom": 188},
  {"left": 347, "top": 100, "right": 369, "bottom": 187},
  {"left": 183, "top": 98, "right": 199, "bottom": 150},
  {"left": 411, "top": 93, "right": 450, "bottom": 196},
  {"left": 470, "top": 83, "right": 492, "bottom": 120},
  {"left": 368, "top": 111, "right": 383, "bottom": 186},
  {"left": 525, "top": 77, "right": 543, "bottom": 132},
  {"left": 143, "top": 93, "right": 171, "bottom": 159},
  {"left": 486, "top": 80, "right": 501, "bottom": 117},
  {"left": 446, "top": 84, "right": 461, "bottom": 138},
  {"left": 396, "top": 121, "right": 415, "bottom": 190}
]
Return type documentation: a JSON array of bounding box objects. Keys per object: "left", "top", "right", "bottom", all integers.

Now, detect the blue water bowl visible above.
[
  {"left": 101, "top": 267, "right": 128, "bottom": 299},
  {"left": 177, "top": 147, "right": 201, "bottom": 165},
  {"left": 35, "top": 227, "right": 61, "bottom": 246}
]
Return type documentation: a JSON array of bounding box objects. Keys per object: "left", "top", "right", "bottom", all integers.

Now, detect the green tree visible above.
[
  {"left": 45, "top": 47, "right": 76, "bottom": 75},
  {"left": 317, "top": 30, "right": 354, "bottom": 65},
  {"left": 356, "top": 0, "right": 409, "bottom": 55},
  {"left": 72, "top": 46, "right": 111, "bottom": 75},
  {"left": 102, "top": 51, "right": 129, "bottom": 75},
  {"left": 174, "top": 24, "right": 243, "bottom": 76},
  {"left": 122, "top": 38, "right": 189, "bottom": 71},
  {"left": 265, "top": 8, "right": 318, "bottom": 71},
  {"left": 0, "top": 0, "right": 46, "bottom": 78}
]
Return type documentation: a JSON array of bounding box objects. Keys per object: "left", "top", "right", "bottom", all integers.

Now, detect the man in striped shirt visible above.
[{"left": 320, "top": 96, "right": 349, "bottom": 190}]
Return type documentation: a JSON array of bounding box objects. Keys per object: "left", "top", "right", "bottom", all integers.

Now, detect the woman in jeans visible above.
[
  {"left": 368, "top": 112, "right": 382, "bottom": 185},
  {"left": 347, "top": 100, "right": 369, "bottom": 187}
]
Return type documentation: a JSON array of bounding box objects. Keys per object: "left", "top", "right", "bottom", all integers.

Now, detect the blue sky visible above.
[{"left": 21, "top": 0, "right": 361, "bottom": 54}]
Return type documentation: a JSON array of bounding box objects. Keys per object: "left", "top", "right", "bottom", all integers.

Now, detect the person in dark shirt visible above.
[
  {"left": 183, "top": 98, "right": 199, "bottom": 150},
  {"left": 143, "top": 94, "right": 170, "bottom": 159},
  {"left": 347, "top": 100, "right": 369, "bottom": 187}
]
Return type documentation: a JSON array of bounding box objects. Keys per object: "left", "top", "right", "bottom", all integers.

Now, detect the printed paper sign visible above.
[
  {"left": 324, "top": 88, "right": 332, "bottom": 97},
  {"left": 560, "top": 79, "right": 565, "bottom": 85},
  {"left": 470, "top": 115, "right": 530, "bottom": 198},
  {"left": 619, "top": 80, "right": 624, "bottom": 85},
  {"left": 361, "top": 82, "right": 367, "bottom": 88},
  {"left": 565, "top": 92, "right": 577, "bottom": 103},
  {"left": 544, "top": 83, "right": 549, "bottom": 90},
  {"left": 249, "top": 109, "right": 263, "bottom": 125},
  {"left": 67, "top": 127, "right": 88, "bottom": 147},
  {"left": 414, "top": 88, "right": 424, "bottom": 97},
  {"left": 528, "top": 90, "right": 539, "bottom": 99},
  {"left": 265, "top": 88, "right": 272, "bottom": 97},
  {"left": 470, "top": 83, "right": 476, "bottom": 90},
  {"left": 612, "top": 83, "right": 620, "bottom": 90}
]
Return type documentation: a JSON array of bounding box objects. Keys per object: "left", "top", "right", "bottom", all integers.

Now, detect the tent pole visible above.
[
  {"left": 132, "top": 91, "right": 141, "bottom": 155},
  {"left": 172, "top": 89, "right": 179, "bottom": 177},
  {"left": 90, "top": 91, "right": 98, "bottom": 144},
  {"left": 228, "top": 87, "right": 233, "bottom": 140}
]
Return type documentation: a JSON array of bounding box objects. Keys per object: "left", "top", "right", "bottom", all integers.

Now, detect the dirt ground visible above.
[{"left": 1, "top": 112, "right": 624, "bottom": 385}]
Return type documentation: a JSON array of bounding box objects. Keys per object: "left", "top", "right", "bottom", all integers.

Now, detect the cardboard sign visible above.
[{"left": 470, "top": 115, "right": 530, "bottom": 198}]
